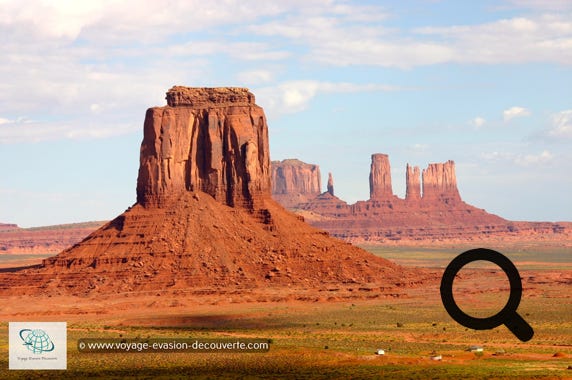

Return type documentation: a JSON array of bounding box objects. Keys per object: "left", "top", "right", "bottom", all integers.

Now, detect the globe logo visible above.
[{"left": 19, "top": 329, "right": 55, "bottom": 354}]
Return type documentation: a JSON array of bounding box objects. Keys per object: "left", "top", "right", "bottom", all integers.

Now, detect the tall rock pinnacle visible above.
[
  {"left": 369, "top": 153, "right": 393, "bottom": 200},
  {"left": 422, "top": 160, "right": 461, "bottom": 203},
  {"left": 405, "top": 164, "right": 421, "bottom": 201},
  {"left": 137, "top": 86, "right": 270, "bottom": 209},
  {"left": 327, "top": 172, "right": 334, "bottom": 196}
]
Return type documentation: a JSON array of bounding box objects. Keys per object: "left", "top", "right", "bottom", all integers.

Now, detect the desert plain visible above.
[{"left": 1, "top": 240, "right": 571, "bottom": 379}]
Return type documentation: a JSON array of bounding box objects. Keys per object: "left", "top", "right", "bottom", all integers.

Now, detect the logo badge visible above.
[
  {"left": 9, "top": 322, "right": 67, "bottom": 370},
  {"left": 19, "top": 329, "right": 56, "bottom": 354}
]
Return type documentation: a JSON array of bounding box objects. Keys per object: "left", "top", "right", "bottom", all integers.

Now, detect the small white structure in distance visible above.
[
  {"left": 375, "top": 349, "right": 385, "bottom": 355},
  {"left": 469, "top": 345, "right": 484, "bottom": 353},
  {"left": 430, "top": 354, "right": 442, "bottom": 361}
]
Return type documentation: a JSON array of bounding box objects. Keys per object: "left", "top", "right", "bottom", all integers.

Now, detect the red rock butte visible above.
[
  {"left": 271, "top": 155, "right": 571, "bottom": 244},
  {"left": 0, "top": 86, "right": 422, "bottom": 296},
  {"left": 271, "top": 159, "right": 322, "bottom": 208}
]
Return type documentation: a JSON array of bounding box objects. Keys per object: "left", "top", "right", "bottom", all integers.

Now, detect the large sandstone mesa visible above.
[
  {"left": 0, "top": 87, "right": 416, "bottom": 296},
  {"left": 137, "top": 87, "right": 270, "bottom": 209},
  {"left": 369, "top": 153, "right": 393, "bottom": 200},
  {"left": 271, "top": 159, "right": 321, "bottom": 208}
]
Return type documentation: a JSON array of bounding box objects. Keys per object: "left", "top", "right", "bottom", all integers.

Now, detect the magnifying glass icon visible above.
[{"left": 440, "top": 248, "right": 534, "bottom": 342}]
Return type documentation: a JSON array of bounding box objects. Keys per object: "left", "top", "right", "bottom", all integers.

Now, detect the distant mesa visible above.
[
  {"left": 271, "top": 159, "right": 322, "bottom": 208},
  {"left": 271, "top": 155, "right": 571, "bottom": 244},
  {"left": 0, "top": 86, "right": 415, "bottom": 296},
  {"left": 0, "top": 221, "right": 107, "bottom": 254}
]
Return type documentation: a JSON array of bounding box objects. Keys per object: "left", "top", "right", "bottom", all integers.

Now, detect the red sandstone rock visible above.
[
  {"left": 369, "top": 154, "right": 393, "bottom": 200},
  {"left": 0, "top": 87, "right": 412, "bottom": 296},
  {"left": 137, "top": 86, "right": 270, "bottom": 209},
  {"left": 422, "top": 160, "right": 461, "bottom": 204},
  {"left": 165, "top": 86, "right": 255, "bottom": 107},
  {"left": 327, "top": 172, "right": 334, "bottom": 196},
  {"left": 405, "top": 164, "right": 421, "bottom": 201},
  {"left": 280, "top": 154, "right": 571, "bottom": 244},
  {"left": 0, "top": 223, "right": 18, "bottom": 231},
  {"left": 0, "top": 221, "right": 106, "bottom": 254},
  {"left": 271, "top": 159, "right": 321, "bottom": 208}
]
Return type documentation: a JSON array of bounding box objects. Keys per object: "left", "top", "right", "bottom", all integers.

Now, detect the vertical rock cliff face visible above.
[
  {"left": 405, "top": 164, "right": 421, "bottom": 201},
  {"left": 327, "top": 172, "right": 334, "bottom": 196},
  {"left": 369, "top": 153, "right": 393, "bottom": 200},
  {"left": 421, "top": 160, "right": 461, "bottom": 204},
  {"left": 271, "top": 159, "right": 321, "bottom": 208},
  {"left": 137, "top": 86, "right": 270, "bottom": 209},
  {"left": 271, "top": 159, "right": 321, "bottom": 195}
]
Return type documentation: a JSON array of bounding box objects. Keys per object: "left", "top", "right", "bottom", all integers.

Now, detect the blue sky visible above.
[{"left": 1, "top": 0, "right": 571, "bottom": 227}]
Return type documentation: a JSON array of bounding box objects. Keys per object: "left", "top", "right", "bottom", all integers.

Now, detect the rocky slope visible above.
[{"left": 0, "top": 87, "right": 421, "bottom": 296}]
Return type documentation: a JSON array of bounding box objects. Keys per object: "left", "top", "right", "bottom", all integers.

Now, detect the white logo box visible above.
[{"left": 9, "top": 322, "right": 67, "bottom": 370}]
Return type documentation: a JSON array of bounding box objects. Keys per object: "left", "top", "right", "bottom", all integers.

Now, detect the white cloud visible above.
[
  {"left": 255, "top": 80, "right": 403, "bottom": 115},
  {"left": 0, "top": 0, "right": 291, "bottom": 43},
  {"left": 409, "top": 143, "right": 429, "bottom": 153},
  {"left": 415, "top": 15, "right": 572, "bottom": 65},
  {"left": 548, "top": 109, "right": 572, "bottom": 138},
  {"left": 249, "top": 11, "right": 454, "bottom": 68},
  {"left": 249, "top": 9, "right": 572, "bottom": 67},
  {"left": 514, "top": 150, "right": 554, "bottom": 166},
  {"left": 236, "top": 70, "right": 275, "bottom": 85},
  {"left": 481, "top": 150, "right": 554, "bottom": 166},
  {"left": 503, "top": 106, "right": 531, "bottom": 122},
  {"left": 0, "top": 119, "right": 139, "bottom": 144},
  {"left": 506, "top": 0, "right": 572, "bottom": 11},
  {"left": 470, "top": 117, "right": 486, "bottom": 128},
  {"left": 0, "top": 117, "right": 13, "bottom": 125},
  {"left": 481, "top": 151, "right": 515, "bottom": 161}
]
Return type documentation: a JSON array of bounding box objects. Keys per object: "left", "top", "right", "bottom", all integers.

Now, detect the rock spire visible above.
[
  {"left": 327, "top": 172, "right": 334, "bottom": 196},
  {"left": 405, "top": 164, "right": 421, "bottom": 201},
  {"left": 369, "top": 153, "right": 393, "bottom": 200}
]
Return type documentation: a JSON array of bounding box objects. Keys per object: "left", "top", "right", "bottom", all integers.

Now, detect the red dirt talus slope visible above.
[{"left": 0, "top": 87, "right": 421, "bottom": 296}]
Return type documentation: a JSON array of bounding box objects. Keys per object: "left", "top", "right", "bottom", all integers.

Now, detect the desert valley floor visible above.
[{"left": 1, "top": 241, "right": 570, "bottom": 379}]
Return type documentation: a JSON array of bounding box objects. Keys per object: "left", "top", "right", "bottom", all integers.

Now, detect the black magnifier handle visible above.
[{"left": 504, "top": 312, "right": 534, "bottom": 342}]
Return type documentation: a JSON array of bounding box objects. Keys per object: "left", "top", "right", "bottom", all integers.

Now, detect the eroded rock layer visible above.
[
  {"left": 0, "top": 222, "right": 106, "bottom": 254},
  {"left": 271, "top": 159, "right": 322, "bottom": 208},
  {"left": 422, "top": 160, "right": 461, "bottom": 204},
  {"left": 369, "top": 153, "right": 393, "bottom": 200},
  {"left": 278, "top": 154, "right": 571, "bottom": 244},
  {"left": 137, "top": 86, "right": 270, "bottom": 209},
  {"left": 0, "top": 87, "right": 414, "bottom": 296},
  {"left": 327, "top": 173, "right": 334, "bottom": 196},
  {"left": 405, "top": 164, "right": 421, "bottom": 202}
]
